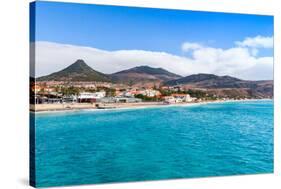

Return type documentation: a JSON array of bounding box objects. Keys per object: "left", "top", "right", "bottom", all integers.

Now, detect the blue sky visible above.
[
  {"left": 32, "top": 1, "right": 274, "bottom": 80},
  {"left": 33, "top": 1, "right": 273, "bottom": 56}
]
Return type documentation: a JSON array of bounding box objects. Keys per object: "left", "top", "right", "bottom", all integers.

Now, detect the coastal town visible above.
[
  {"left": 30, "top": 80, "right": 257, "bottom": 112},
  {"left": 30, "top": 59, "right": 273, "bottom": 112}
]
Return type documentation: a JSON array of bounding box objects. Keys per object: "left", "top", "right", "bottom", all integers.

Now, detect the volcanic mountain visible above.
[
  {"left": 37, "top": 59, "right": 111, "bottom": 82},
  {"left": 109, "top": 65, "right": 181, "bottom": 85}
]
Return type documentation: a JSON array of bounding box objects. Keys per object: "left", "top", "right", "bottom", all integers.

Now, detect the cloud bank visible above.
[
  {"left": 35, "top": 36, "right": 273, "bottom": 80},
  {"left": 235, "top": 35, "right": 273, "bottom": 48}
]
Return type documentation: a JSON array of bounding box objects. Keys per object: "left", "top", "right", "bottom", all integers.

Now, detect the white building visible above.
[
  {"left": 115, "top": 97, "right": 142, "bottom": 103},
  {"left": 143, "top": 89, "right": 161, "bottom": 97},
  {"left": 164, "top": 94, "right": 196, "bottom": 104},
  {"left": 184, "top": 94, "right": 196, "bottom": 102},
  {"left": 172, "top": 94, "right": 196, "bottom": 102},
  {"left": 163, "top": 96, "right": 176, "bottom": 104},
  {"left": 78, "top": 91, "right": 106, "bottom": 103}
]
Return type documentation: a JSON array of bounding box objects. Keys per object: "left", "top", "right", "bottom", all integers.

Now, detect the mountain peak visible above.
[
  {"left": 110, "top": 65, "right": 181, "bottom": 85},
  {"left": 133, "top": 66, "right": 169, "bottom": 73},
  {"left": 114, "top": 65, "right": 181, "bottom": 77},
  {"left": 66, "top": 59, "right": 90, "bottom": 70},
  {"left": 37, "top": 59, "right": 110, "bottom": 82},
  {"left": 135, "top": 65, "right": 159, "bottom": 70},
  {"left": 74, "top": 59, "right": 86, "bottom": 64}
]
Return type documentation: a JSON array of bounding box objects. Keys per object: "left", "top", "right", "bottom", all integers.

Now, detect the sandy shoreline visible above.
[{"left": 31, "top": 99, "right": 272, "bottom": 113}]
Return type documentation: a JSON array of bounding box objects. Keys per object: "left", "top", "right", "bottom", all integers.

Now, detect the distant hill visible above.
[
  {"left": 110, "top": 66, "right": 181, "bottom": 86},
  {"left": 37, "top": 59, "right": 110, "bottom": 82},
  {"left": 164, "top": 73, "right": 273, "bottom": 98},
  {"left": 165, "top": 73, "right": 244, "bottom": 88}
]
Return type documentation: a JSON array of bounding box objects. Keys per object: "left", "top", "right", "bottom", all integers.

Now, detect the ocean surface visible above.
[{"left": 34, "top": 100, "right": 273, "bottom": 187}]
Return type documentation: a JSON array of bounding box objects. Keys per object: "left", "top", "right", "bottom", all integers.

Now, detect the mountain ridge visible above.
[
  {"left": 164, "top": 73, "right": 271, "bottom": 89},
  {"left": 109, "top": 65, "right": 181, "bottom": 85},
  {"left": 164, "top": 73, "right": 273, "bottom": 98}
]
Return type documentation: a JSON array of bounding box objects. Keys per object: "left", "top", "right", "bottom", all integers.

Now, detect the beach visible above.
[
  {"left": 31, "top": 99, "right": 271, "bottom": 112},
  {"left": 32, "top": 101, "right": 166, "bottom": 112}
]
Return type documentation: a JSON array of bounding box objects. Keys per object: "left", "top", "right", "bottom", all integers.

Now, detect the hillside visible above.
[
  {"left": 164, "top": 73, "right": 273, "bottom": 98},
  {"left": 37, "top": 59, "right": 110, "bottom": 82},
  {"left": 110, "top": 66, "right": 181, "bottom": 85}
]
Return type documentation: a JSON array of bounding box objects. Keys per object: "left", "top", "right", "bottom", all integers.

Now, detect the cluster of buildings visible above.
[
  {"left": 31, "top": 81, "right": 197, "bottom": 105},
  {"left": 31, "top": 81, "right": 113, "bottom": 93},
  {"left": 163, "top": 94, "right": 196, "bottom": 104},
  {"left": 116, "top": 88, "right": 161, "bottom": 98}
]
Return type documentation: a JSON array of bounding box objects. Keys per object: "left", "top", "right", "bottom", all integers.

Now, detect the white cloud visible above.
[
  {"left": 235, "top": 35, "right": 273, "bottom": 49},
  {"left": 181, "top": 42, "right": 203, "bottom": 52},
  {"left": 35, "top": 39, "right": 273, "bottom": 80}
]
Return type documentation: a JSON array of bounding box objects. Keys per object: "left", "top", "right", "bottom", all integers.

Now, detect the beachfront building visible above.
[
  {"left": 34, "top": 95, "right": 63, "bottom": 104},
  {"left": 77, "top": 91, "right": 106, "bottom": 103},
  {"left": 172, "top": 94, "right": 195, "bottom": 102},
  {"left": 34, "top": 95, "right": 48, "bottom": 104},
  {"left": 46, "top": 98, "right": 63, "bottom": 104},
  {"left": 118, "top": 91, "right": 135, "bottom": 98},
  {"left": 100, "top": 97, "right": 116, "bottom": 103},
  {"left": 163, "top": 96, "right": 176, "bottom": 104},
  {"left": 34, "top": 91, "right": 64, "bottom": 104},
  {"left": 99, "top": 96, "right": 142, "bottom": 103},
  {"left": 115, "top": 97, "right": 142, "bottom": 103},
  {"left": 163, "top": 94, "right": 196, "bottom": 104},
  {"left": 62, "top": 95, "right": 78, "bottom": 103},
  {"left": 142, "top": 89, "right": 161, "bottom": 97}
]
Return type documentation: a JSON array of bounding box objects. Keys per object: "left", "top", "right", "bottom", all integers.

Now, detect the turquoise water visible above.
[{"left": 34, "top": 100, "right": 273, "bottom": 187}]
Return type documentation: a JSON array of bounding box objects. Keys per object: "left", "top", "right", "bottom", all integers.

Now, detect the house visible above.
[
  {"left": 163, "top": 94, "right": 196, "bottom": 104},
  {"left": 116, "top": 88, "right": 144, "bottom": 98},
  {"left": 100, "top": 97, "right": 116, "bottom": 103},
  {"left": 63, "top": 95, "right": 77, "bottom": 103},
  {"left": 77, "top": 92, "right": 106, "bottom": 103},
  {"left": 115, "top": 97, "right": 142, "bottom": 103},
  {"left": 172, "top": 94, "right": 195, "bottom": 102},
  {"left": 94, "top": 91, "right": 106, "bottom": 98},
  {"left": 138, "top": 89, "right": 161, "bottom": 97},
  {"left": 163, "top": 96, "right": 176, "bottom": 104},
  {"left": 171, "top": 86, "right": 183, "bottom": 92},
  {"left": 46, "top": 98, "right": 63, "bottom": 104},
  {"left": 124, "top": 91, "right": 134, "bottom": 97}
]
